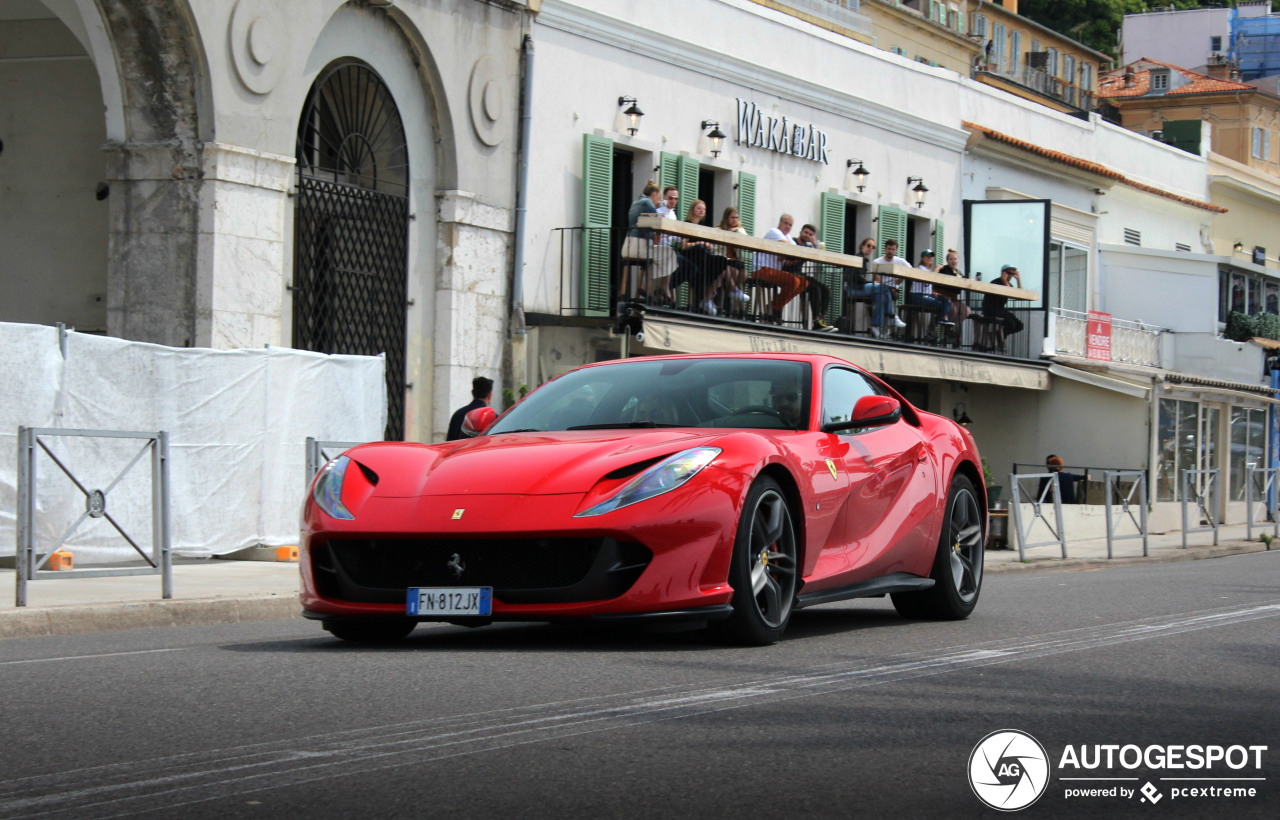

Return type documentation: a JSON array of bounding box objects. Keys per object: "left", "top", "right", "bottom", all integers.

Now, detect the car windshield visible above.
[{"left": 487, "top": 359, "right": 813, "bottom": 434}]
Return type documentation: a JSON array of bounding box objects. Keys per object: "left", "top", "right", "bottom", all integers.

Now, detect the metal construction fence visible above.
[
  {"left": 1009, "top": 472, "right": 1067, "bottom": 561},
  {"left": 304, "top": 437, "right": 368, "bottom": 486},
  {"left": 1181, "top": 469, "right": 1220, "bottom": 550},
  {"left": 1245, "top": 466, "right": 1278, "bottom": 545},
  {"left": 15, "top": 427, "right": 172, "bottom": 607},
  {"left": 1103, "top": 470, "right": 1149, "bottom": 558}
]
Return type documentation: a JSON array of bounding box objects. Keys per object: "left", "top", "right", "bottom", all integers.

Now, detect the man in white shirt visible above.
[
  {"left": 753, "top": 214, "right": 808, "bottom": 323},
  {"left": 870, "top": 239, "right": 909, "bottom": 329},
  {"left": 654, "top": 187, "right": 710, "bottom": 313}
]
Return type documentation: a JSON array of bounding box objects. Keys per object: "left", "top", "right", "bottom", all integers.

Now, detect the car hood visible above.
[{"left": 346, "top": 430, "right": 725, "bottom": 497}]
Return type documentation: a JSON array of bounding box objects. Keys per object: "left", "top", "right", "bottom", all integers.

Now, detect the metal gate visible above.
[{"left": 294, "top": 62, "right": 409, "bottom": 440}]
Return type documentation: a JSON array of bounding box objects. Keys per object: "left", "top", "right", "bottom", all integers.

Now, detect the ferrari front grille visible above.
[{"left": 315, "top": 536, "right": 651, "bottom": 605}]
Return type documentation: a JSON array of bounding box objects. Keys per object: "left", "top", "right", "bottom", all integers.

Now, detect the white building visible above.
[
  {"left": 518, "top": 0, "right": 1274, "bottom": 524},
  {"left": 0, "top": 0, "right": 532, "bottom": 442}
]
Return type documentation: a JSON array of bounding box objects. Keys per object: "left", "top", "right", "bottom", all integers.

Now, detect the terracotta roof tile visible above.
[
  {"left": 1099, "top": 58, "right": 1255, "bottom": 98},
  {"left": 962, "top": 121, "right": 1227, "bottom": 214}
]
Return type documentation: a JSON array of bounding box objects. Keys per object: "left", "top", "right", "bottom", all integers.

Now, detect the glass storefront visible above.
[{"left": 1158, "top": 398, "right": 1270, "bottom": 502}]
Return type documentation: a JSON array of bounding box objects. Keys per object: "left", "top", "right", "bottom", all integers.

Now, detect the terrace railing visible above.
[{"left": 555, "top": 218, "right": 1041, "bottom": 360}]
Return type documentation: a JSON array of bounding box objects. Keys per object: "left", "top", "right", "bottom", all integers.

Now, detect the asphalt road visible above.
[{"left": 0, "top": 552, "right": 1276, "bottom": 819}]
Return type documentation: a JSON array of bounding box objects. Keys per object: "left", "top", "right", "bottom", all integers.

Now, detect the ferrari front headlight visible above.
[
  {"left": 575, "top": 447, "right": 720, "bottom": 517},
  {"left": 312, "top": 455, "right": 355, "bottom": 520}
]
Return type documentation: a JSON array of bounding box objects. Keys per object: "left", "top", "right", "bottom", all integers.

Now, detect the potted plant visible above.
[{"left": 982, "top": 457, "right": 1003, "bottom": 505}]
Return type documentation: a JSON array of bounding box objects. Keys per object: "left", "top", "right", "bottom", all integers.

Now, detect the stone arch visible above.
[
  {"left": 0, "top": 1, "right": 206, "bottom": 341},
  {"left": 94, "top": 0, "right": 210, "bottom": 346},
  {"left": 294, "top": 4, "right": 452, "bottom": 442}
]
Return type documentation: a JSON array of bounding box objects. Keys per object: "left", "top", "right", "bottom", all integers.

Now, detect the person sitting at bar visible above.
[
  {"left": 906, "top": 249, "right": 952, "bottom": 325},
  {"left": 982, "top": 264, "right": 1025, "bottom": 338},
  {"left": 846, "top": 237, "right": 898, "bottom": 337},
  {"left": 676, "top": 199, "right": 730, "bottom": 316},
  {"left": 788, "top": 223, "right": 836, "bottom": 331},
  {"left": 934, "top": 248, "right": 972, "bottom": 323},
  {"left": 752, "top": 213, "right": 809, "bottom": 324}
]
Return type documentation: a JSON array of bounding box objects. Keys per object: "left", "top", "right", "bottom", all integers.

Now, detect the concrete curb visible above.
[
  {"left": 984, "top": 540, "right": 1270, "bottom": 574},
  {"left": 0, "top": 595, "right": 299, "bottom": 641}
]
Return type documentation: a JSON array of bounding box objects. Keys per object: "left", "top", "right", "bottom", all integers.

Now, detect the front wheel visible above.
[
  {"left": 719, "top": 477, "right": 799, "bottom": 645},
  {"left": 892, "top": 473, "right": 984, "bottom": 620}
]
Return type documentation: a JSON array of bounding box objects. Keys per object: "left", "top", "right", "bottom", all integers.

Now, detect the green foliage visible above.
[
  {"left": 982, "top": 457, "right": 995, "bottom": 487},
  {"left": 1261, "top": 532, "right": 1273, "bottom": 547},
  {"left": 501, "top": 384, "right": 530, "bottom": 410},
  {"left": 1225, "top": 311, "right": 1280, "bottom": 343},
  {"left": 1019, "top": 0, "right": 1216, "bottom": 59}
]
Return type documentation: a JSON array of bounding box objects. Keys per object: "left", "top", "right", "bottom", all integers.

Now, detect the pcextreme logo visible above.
[{"left": 969, "top": 729, "right": 1051, "bottom": 811}]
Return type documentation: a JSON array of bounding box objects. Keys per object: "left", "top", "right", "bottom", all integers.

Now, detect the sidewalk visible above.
[{"left": 0, "top": 525, "right": 1273, "bottom": 640}]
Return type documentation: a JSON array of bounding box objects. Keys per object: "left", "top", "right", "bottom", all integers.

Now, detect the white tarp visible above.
[{"left": 0, "top": 322, "right": 385, "bottom": 561}]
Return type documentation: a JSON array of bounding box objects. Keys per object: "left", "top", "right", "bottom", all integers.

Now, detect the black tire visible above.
[
  {"left": 892, "top": 473, "right": 984, "bottom": 620},
  {"left": 718, "top": 476, "right": 799, "bottom": 645},
  {"left": 323, "top": 618, "right": 417, "bottom": 643}
]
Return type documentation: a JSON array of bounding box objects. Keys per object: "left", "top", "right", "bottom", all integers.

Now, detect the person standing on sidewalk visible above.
[{"left": 447, "top": 377, "right": 494, "bottom": 441}]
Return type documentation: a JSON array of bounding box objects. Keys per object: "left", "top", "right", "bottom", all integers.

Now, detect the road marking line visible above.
[{"left": 0, "top": 648, "right": 185, "bottom": 667}]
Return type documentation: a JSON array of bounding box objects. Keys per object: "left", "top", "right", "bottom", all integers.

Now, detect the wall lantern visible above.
[
  {"left": 846, "top": 159, "right": 870, "bottom": 192},
  {"left": 1233, "top": 241, "right": 1245, "bottom": 253},
  {"left": 952, "top": 403, "right": 972, "bottom": 426},
  {"left": 908, "top": 176, "right": 929, "bottom": 209},
  {"left": 700, "top": 120, "right": 726, "bottom": 158},
  {"left": 618, "top": 96, "right": 644, "bottom": 136}
]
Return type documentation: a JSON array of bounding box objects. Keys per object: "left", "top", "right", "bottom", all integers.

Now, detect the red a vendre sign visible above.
[{"left": 1087, "top": 311, "right": 1112, "bottom": 361}]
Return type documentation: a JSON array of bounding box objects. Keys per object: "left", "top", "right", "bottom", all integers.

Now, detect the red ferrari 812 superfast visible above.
[{"left": 300, "top": 354, "right": 986, "bottom": 645}]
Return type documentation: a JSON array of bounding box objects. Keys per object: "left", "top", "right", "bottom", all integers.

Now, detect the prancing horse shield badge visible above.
[{"left": 452, "top": 509, "right": 464, "bottom": 520}]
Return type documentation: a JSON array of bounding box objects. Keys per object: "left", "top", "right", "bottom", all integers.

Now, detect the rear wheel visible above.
[
  {"left": 323, "top": 618, "right": 416, "bottom": 643},
  {"left": 892, "top": 473, "right": 984, "bottom": 620},
  {"left": 719, "top": 477, "right": 799, "bottom": 645}
]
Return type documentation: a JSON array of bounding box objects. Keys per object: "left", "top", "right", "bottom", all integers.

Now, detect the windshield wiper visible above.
[
  {"left": 493, "top": 428, "right": 541, "bottom": 433},
  {"left": 567, "top": 421, "right": 683, "bottom": 430}
]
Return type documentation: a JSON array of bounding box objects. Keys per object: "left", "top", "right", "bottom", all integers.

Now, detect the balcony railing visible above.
[
  {"left": 972, "top": 62, "right": 1097, "bottom": 114},
  {"left": 555, "top": 220, "right": 1043, "bottom": 361},
  {"left": 1048, "top": 309, "right": 1161, "bottom": 367}
]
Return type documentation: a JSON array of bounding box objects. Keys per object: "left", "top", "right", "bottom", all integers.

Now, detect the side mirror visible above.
[
  {"left": 821, "top": 395, "right": 902, "bottom": 434},
  {"left": 461, "top": 406, "right": 498, "bottom": 437}
]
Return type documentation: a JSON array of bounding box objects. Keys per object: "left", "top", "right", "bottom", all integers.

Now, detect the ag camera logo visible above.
[{"left": 969, "top": 729, "right": 1051, "bottom": 811}]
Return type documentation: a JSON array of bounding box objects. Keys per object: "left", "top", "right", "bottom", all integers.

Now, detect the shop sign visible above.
[
  {"left": 1253, "top": 246, "right": 1266, "bottom": 266},
  {"left": 735, "top": 98, "right": 830, "bottom": 164},
  {"left": 1087, "top": 310, "right": 1112, "bottom": 361}
]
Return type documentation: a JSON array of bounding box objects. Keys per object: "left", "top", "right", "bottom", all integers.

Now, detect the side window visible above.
[{"left": 822, "top": 368, "right": 881, "bottom": 428}]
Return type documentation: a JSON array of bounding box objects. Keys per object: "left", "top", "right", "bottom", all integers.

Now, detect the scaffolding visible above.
[{"left": 1233, "top": 10, "right": 1280, "bottom": 82}]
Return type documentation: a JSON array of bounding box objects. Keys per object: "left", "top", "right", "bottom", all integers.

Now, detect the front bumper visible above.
[{"left": 299, "top": 481, "right": 743, "bottom": 621}]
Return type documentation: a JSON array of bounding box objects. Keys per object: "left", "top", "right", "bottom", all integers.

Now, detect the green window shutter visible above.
[
  {"left": 876, "top": 205, "right": 907, "bottom": 255},
  {"left": 659, "top": 152, "right": 679, "bottom": 191},
  {"left": 677, "top": 156, "right": 699, "bottom": 220},
  {"left": 877, "top": 205, "right": 908, "bottom": 310},
  {"left": 820, "top": 193, "right": 845, "bottom": 252},
  {"left": 933, "top": 221, "right": 945, "bottom": 261},
  {"left": 581, "top": 133, "right": 613, "bottom": 316},
  {"left": 737, "top": 172, "right": 757, "bottom": 236},
  {"left": 819, "top": 193, "right": 847, "bottom": 322},
  {"left": 1161, "top": 120, "right": 1202, "bottom": 156}
]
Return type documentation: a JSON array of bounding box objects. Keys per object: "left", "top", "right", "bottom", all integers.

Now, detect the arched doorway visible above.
[{"left": 294, "top": 61, "right": 410, "bottom": 440}]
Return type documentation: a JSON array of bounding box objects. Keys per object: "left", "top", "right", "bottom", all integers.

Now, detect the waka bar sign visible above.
[{"left": 736, "top": 98, "right": 830, "bottom": 165}]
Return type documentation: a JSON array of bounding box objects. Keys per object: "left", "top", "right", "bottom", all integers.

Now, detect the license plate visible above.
[{"left": 407, "top": 587, "right": 492, "bottom": 616}]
